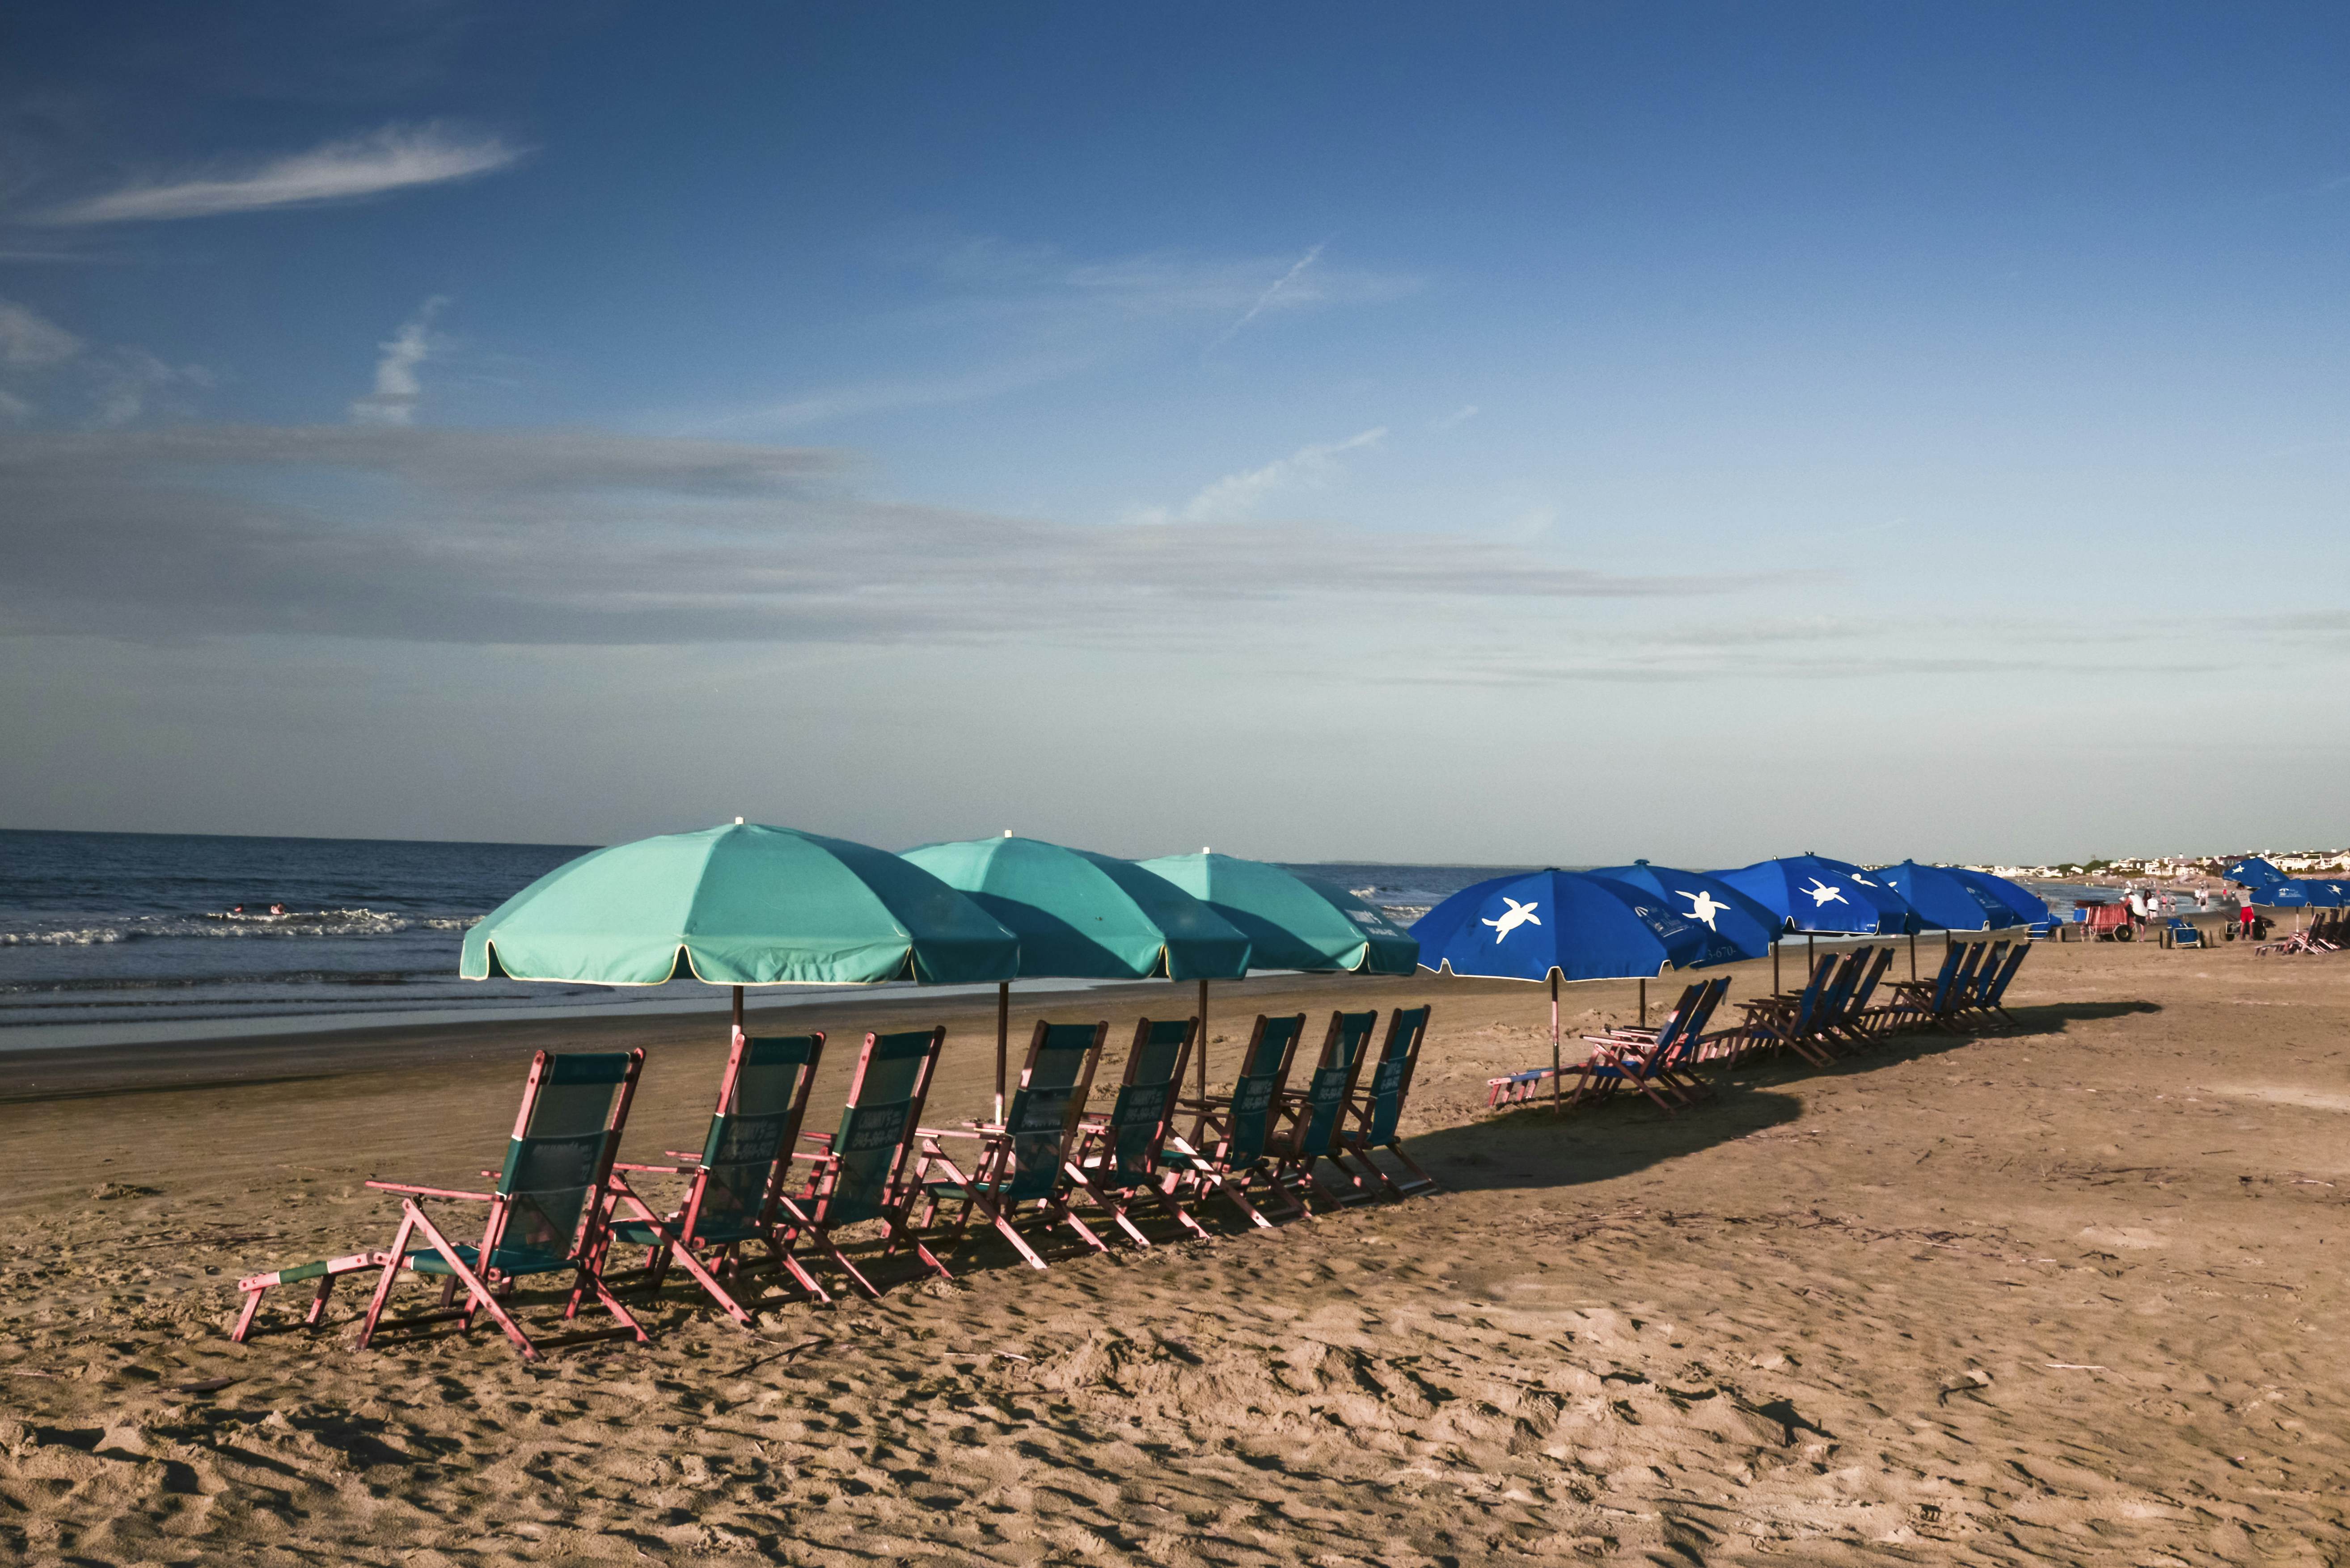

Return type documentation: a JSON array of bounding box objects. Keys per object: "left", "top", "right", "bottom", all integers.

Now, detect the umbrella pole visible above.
[
  {"left": 1909, "top": 931, "right": 1917, "bottom": 981},
  {"left": 1772, "top": 937, "right": 1779, "bottom": 994},
  {"left": 996, "top": 981, "right": 1010, "bottom": 1125},
  {"left": 731, "top": 984, "right": 744, "bottom": 1040},
  {"left": 1639, "top": 977, "right": 1647, "bottom": 1028},
  {"left": 1550, "top": 971, "right": 1562, "bottom": 1112},
  {"left": 1197, "top": 978, "right": 1210, "bottom": 1101}
]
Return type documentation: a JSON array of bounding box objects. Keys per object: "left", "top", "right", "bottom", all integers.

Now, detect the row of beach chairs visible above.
[
  {"left": 233, "top": 1005, "right": 1435, "bottom": 1360},
  {"left": 2257, "top": 912, "right": 2345, "bottom": 955},
  {"left": 1487, "top": 938, "right": 2031, "bottom": 1113}
]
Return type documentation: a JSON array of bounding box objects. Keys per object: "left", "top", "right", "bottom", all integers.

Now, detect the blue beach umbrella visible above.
[
  {"left": 1584, "top": 860, "right": 1779, "bottom": 961},
  {"left": 1716, "top": 854, "right": 1918, "bottom": 936},
  {"left": 2227, "top": 857, "right": 2288, "bottom": 889},
  {"left": 1941, "top": 868, "right": 2052, "bottom": 929},
  {"left": 1411, "top": 868, "right": 1746, "bottom": 1109},
  {"left": 2303, "top": 878, "right": 2349, "bottom": 909},
  {"left": 1716, "top": 853, "right": 1919, "bottom": 991},
  {"left": 1876, "top": 861, "right": 2012, "bottom": 932}
]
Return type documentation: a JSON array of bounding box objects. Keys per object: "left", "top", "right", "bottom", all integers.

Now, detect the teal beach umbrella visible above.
[
  {"left": 1136, "top": 853, "right": 1419, "bottom": 976},
  {"left": 462, "top": 821, "right": 1020, "bottom": 1033},
  {"left": 1139, "top": 851, "right": 1420, "bottom": 1101},
  {"left": 901, "top": 835, "right": 1251, "bottom": 1117}
]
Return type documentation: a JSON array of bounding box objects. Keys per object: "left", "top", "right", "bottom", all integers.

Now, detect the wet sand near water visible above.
[{"left": 3, "top": 940, "right": 2347, "bottom": 1564}]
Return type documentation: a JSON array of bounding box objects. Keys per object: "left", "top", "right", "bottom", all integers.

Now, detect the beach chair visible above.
[
  {"left": 1872, "top": 940, "right": 1961, "bottom": 1033},
  {"left": 1734, "top": 951, "right": 1842, "bottom": 1066},
  {"left": 597, "top": 1031, "right": 830, "bottom": 1324},
  {"left": 913, "top": 1020, "right": 1110, "bottom": 1269},
  {"left": 1163, "top": 1012, "right": 1309, "bottom": 1226},
  {"left": 787, "top": 1028, "right": 953, "bottom": 1296},
  {"left": 1268, "top": 1009, "right": 1382, "bottom": 1208},
  {"left": 1333, "top": 1005, "right": 1437, "bottom": 1197},
  {"left": 1961, "top": 940, "right": 2008, "bottom": 1019},
  {"left": 1065, "top": 1016, "right": 1210, "bottom": 1244},
  {"left": 1576, "top": 976, "right": 1728, "bottom": 1113},
  {"left": 1973, "top": 943, "right": 2031, "bottom": 1026},
  {"left": 1888, "top": 941, "right": 1982, "bottom": 1033},
  {"left": 241, "top": 1050, "right": 647, "bottom": 1361},
  {"left": 1828, "top": 947, "right": 1895, "bottom": 1047}
]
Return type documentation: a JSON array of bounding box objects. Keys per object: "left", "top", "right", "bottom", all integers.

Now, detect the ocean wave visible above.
[{"left": 0, "top": 907, "right": 483, "bottom": 946}]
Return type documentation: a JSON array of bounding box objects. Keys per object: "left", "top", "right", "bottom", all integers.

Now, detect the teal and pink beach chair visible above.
[
  {"left": 913, "top": 1020, "right": 1111, "bottom": 1269},
  {"left": 235, "top": 1048, "right": 649, "bottom": 1361},
  {"left": 1333, "top": 1004, "right": 1436, "bottom": 1198},
  {"left": 787, "top": 1027, "right": 955, "bottom": 1296},
  {"left": 1268, "top": 1009, "right": 1382, "bottom": 1209},
  {"left": 1065, "top": 1016, "right": 1210, "bottom": 1244},
  {"left": 1163, "top": 1011, "right": 1309, "bottom": 1226},
  {"left": 598, "top": 1030, "right": 832, "bottom": 1323}
]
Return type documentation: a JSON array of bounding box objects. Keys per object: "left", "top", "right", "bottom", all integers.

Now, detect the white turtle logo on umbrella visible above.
[
  {"left": 1802, "top": 878, "right": 1847, "bottom": 907},
  {"left": 1680, "top": 889, "right": 1729, "bottom": 928},
  {"left": 1482, "top": 898, "right": 1541, "bottom": 942}
]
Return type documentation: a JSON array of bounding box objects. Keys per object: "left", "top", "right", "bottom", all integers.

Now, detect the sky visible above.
[{"left": 3, "top": 2, "right": 2348, "bottom": 867}]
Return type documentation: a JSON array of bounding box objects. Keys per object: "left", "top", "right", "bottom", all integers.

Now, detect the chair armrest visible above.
[
  {"left": 797, "top": 1131, "right": 834, "bottom": 1147},
  {"left": 366, "top": 1180, "right": 493, "bottom": 1201},
  {"left": 613, "top": 1162, "right": 686, "bottom": 1175},
  {"left": 916, "top": 1125, "right": 990, "bottom": 1141}
]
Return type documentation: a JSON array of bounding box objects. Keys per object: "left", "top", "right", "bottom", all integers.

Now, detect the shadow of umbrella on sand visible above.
[
  {"left": 461, "top": 820, "right": 1021, "bottom": 1035},
  {"left": 1409, "top": 868, "right": 1747, "bottom": 1112}
]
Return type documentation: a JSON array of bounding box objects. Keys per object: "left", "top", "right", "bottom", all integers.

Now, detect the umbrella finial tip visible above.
[
  {"left": 734, "top": 816, "right": 744, "bottom": 825},
  {"left": 1202, "top": 845, "right": 1211, "bottom": 854},
  {"left": 1003, "top": 828, "right": 1013, "bottom": 837}
]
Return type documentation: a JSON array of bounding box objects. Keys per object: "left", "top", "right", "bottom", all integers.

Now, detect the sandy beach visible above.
[{"left": 4, "top": 937, "right": 2346, "bottom": 1564}]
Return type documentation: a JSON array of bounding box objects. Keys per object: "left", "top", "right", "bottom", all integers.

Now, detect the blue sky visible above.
[{"left": 4, "top": 3, "right": 2347, "bottom": 864}]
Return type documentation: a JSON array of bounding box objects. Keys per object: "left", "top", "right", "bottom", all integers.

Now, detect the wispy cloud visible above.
[
  {"left": 0, "top": 299, "right": 82, "bottom": 367},
  {"left": 32, "top": 124, "right": 521, "bottom": 226},
  {"left": 721, "top": 354, "right": 1094, "bottom": 432},
  {"left": 1432, "top": 404, "right": 1479, "bottom": 431},
  {"left": 0, "top": 297, "right": 206, "bottom": 425},
  {"left": 1151, "top": 426, "right": 1388, "bottom": 523},
  {"left": 1205, "top": 240, "right": 1328, "bottom": 351},
  {"left": 0, "top": 426, "right": 1776, "bottom": 649},
  {"left": 349, "top": 296, "right": 449, "bottom": 426}
]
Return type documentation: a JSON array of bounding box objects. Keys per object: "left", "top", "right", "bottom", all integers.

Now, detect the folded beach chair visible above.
[
  {"left": 1065, "top": 1016, "right": 1209, "bottom": 1244},
  {"left": 597, "top": 1031, "right": 830, "bottom": 1324},
  {"left": 1163, "top": 1012, "right": 1309, "bottom": 1226},
  {"left": 1268, "top": 1009, "right": 1382, "bottom": 1208},
  {"left": 788, "top": 1028, "right": 953, "bottom": 1296},
  {"left": 1333, "top": 1004, "right": 1437, "bottom": 1197},
  {"left": 914, "top": 1020, "right": 1110, "bottom": 1269},
  {"left": 1576, "top": 975, "right": 1728, "bottom": 1113},
  {"left": 234, "top": 1050, "right": 649, "bottom": 1360}
]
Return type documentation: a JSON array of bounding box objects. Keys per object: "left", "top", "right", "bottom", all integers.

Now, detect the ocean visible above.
[{"left": 0, "top": 830, "right": 1509, "bottom": 1050}]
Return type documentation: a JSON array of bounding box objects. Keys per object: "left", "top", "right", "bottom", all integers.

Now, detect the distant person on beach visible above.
[
  {"left": 2196, "top": 888, "right": 2211, "bottom": 913},
  {"left": 2126, "top": 889, "right": 2147, "bottom": 925},
  {"left": 2240, "top": 896, "right": 2259, "bottom": 938},
  {"left": 269, "top": 903, "right": 284, "bottom": 916}
]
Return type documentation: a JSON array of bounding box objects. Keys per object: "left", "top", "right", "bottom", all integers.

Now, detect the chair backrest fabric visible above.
[
  {"left": 494, "top": 1050, "right": 640, "bottom": 1265},
  {"left": 1295, "top": 1010, "right": 1379, "bottom": 1159},
  {"left": 1363, "top": 1006, "right": 1432, "bottom": 1145},
  {"left": 1983, "top": 943, "right": 2030, "bottom": 1003},
  {"left": 689, "top": 1033, "right": 823, "bottom": 1240},
  {"left": 1847, "top": 948, "right": 1894, "bottom": 1019},
  {"left": 998, "top": 1021, "right": 1104, "bottom": 1200},
  {"left": 824, "top": 1028, "right": 942, "bottom": 1226},
  {"left": 1972, "top": 942, "right": 2009, "bottom": 1003},
  {"left": 1105, "top": 1017, "right": 1194, "bottom": 1184},
  {"left": 1223, "top": 1013, "right": 1306, "bottom": 1165}
]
